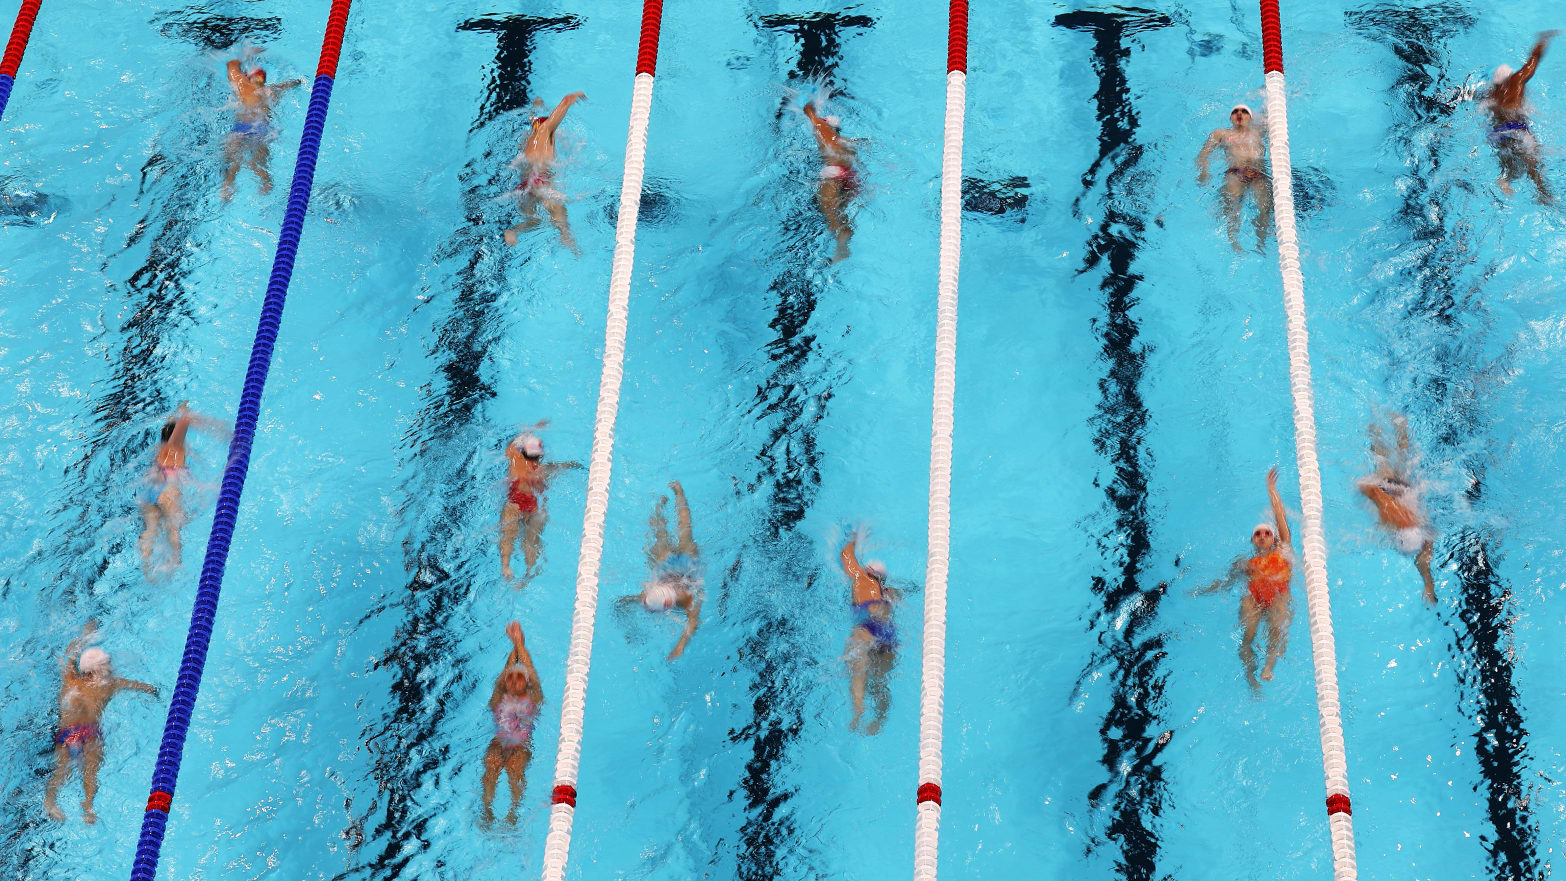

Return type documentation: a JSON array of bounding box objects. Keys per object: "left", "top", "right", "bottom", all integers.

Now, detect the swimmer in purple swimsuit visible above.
[
  {"left": 1485, "top": 31, "right": 1557, "bottom": 203},
  {"left": 841, "top": 528, "right": 902, "bottom": 735},
  {"left": 482, "top": 620, "right": 544, "bottom": 826},
  {"left": 221, "top": 47, "right": 303, "bottom": 201},
  {"left": 45, "top": 620, "right": 158, "bottom": 824},
  {"left": 1197, "top": 103, "right": 1274, "bottom": 252},
  {"left": 138, "top": 403, "right": 229, "bottom": 580},
  {"left": 618, "top": 481, "right": 703, "bottom": 660}
]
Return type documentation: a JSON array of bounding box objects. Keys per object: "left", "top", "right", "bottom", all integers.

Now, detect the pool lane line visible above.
[
  {"left": 128, "top": 2, "right": 352, "bottom": 878},
  {"left": 912, "top": 2, "right": 966, "bottom": 879},
  {"left": 1256, "top": 2, "right": 1359, "bottom": 878},
  {"left": 0, "top": 0, "right": 42, "bottom": 122},
  {"left": 539, "top": 0, "right": 662, "bottom": 877}
]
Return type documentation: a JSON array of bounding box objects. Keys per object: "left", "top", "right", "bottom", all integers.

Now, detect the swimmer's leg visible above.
[
  {"left": 1525, "top": 155, "right": 1554, "bottom": 205},
  {"left": 646, "top": 496, "right": 675, "bottom": 566},
  {"left": 480, "top": 739, "right": 503, "bottom": 825},
  {"left": 1497, "top": 146, "right": 1523, "bottom": 196},
  {"left": 1220, "top": 175, "right": 1245, "bottom": 252},
  {"left": 44, "top": 744, "right": 70, "bottom": 821},
  {"left": 865, "top": 648, "right": 895, "bottom": 736},
  {"left": 845, "top": 629, "right": 873, "bottom": 730},
  {"left": 504, "top": 195, "right": 542, "bottom": 247},
  {"left": 221, "top": 135, "right": 244, "bottom": 202},
  {"left": 1416, "top": 540, "right": 1436, "bottom": 606},
  {"left": 162, "top": 492, "right": 185, "bottom": 573},
  {"left": 139, "top": 504, "right": 161, "bottom": 580},
  {"left": 544, "top": 198, "right": 580, "bottom": 257},
  {"left": 80, "top": 738, "right": 103, "bottom": 824},
  {"left": 816, "top": 180, "right": 852, "bottom": 262},
  {"left": 1251, "top": 177, "right": 1274, "bottom": 251},
  {"left": 1260, "top": 598, "right": 1292, "bottom": 682},
  {"left": 503, "top": 746, "right": 530, "bottom": 824},
  {"left": 672, "top": 488, "right": 697, "bottom": 557},
  {"left": 248, "top": 142, "right": 274, "bottom": 196},
  {"left": 521, "top": 510, "right": 546, "bottom": 577},
  {"left": 1238, "top": 595, "right": 1262, "bottom": 691},
  {"left": 499, "top": 503, "right": 521, "bottom": 581}
]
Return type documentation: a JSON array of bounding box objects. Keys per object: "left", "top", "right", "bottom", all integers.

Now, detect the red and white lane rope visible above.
[
  {"left": 914, "top": 3, "right": 967, "bottom": 880},
  {"left": 540, "top": 2, "right": 663, "bottom": 879},
  {"left": 1257, "top": 2, "right": 1357, "bottom": 878}
]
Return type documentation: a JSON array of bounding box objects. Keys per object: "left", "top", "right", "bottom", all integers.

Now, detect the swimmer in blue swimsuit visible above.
[
  {"left": 221, "top": 48, "right": 303, "bottom": 201},
  {"left": 841, "top": 530, "right": 901, "bottom": 735},
  {"left": 619, "top": 480, "right": 703, "bottom": 660},
  {"left": 1485, "top": 31, "right": 1556, "bottom": 203}
]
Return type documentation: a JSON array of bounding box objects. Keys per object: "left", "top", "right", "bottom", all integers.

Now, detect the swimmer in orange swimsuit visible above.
[
  {"left": 1196, "top": 103, "right": 1273, "bottom": 252},
  {"left": 504, "top": 92, "right": 586, "bottom": 254},
  {"left": 498, "top": 421, "right": 582, "bottom": 583},
  {"left": 1196, "top": 467, "right": 1294, "bottom": 691},
  {"left": 802, "top": 100, "right": 860, "bottom": 263},
  {"left": 1356, "top": 413, "right": 1437, "bottom": 605}
]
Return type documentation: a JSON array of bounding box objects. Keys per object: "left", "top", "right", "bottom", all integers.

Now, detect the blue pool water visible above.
[{"left": 2, "top": 1, "right": 1563, "bottom": 879}]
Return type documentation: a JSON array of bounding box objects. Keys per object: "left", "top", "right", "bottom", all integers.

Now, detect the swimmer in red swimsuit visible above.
[
  {"left": 1196, "top": 103, "right": 1274, "bottom": 252},
  {"left": 802, "top": 100, "right": 860, "bottom": 263},
  {"left": 504, "top": 92, "right": 586, "bottom": 254},
  {"left": 498, "top": 421, "right": 582, "bottom": 583},
  {"left": 1196, "top": 467, "right": 1294, "bottom": 691}
]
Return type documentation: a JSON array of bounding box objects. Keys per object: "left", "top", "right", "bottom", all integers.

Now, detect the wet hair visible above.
[{"left": 160, "top": 420, "right": 177, "bottom": 443}]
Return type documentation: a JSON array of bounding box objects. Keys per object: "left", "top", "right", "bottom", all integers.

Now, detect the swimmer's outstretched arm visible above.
[
  {"left": 669, "top": 593, "right": 702, "bottom": 660},
  {"left": 115, "top": 678, "right": 158, "bottom": 697},
  {"left": 1267, "top": 467, "right": 1292, "bottom": 546},
  {"left": 1517, "top": 31, "right": 1558, "bottom": 84},
  {"left": 1193, "top": 559, "right": 1246, "bottom": 596},
  {"left": 541, "top": 92, "right": 586, "bottom": 134},
  {"left": 1195, "top": 130, "right": 1222, "bottom": 183}
]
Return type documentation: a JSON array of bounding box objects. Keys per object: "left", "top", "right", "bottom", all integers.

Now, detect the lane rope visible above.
[
  {"left": 128, "top": 2, "right": 352, "bottom": 877},
  {"left": 913, "top": 2, "right": 967, "bottom": 880},
  {"left": 540, "top": 2, "right": 663, "bottom": 878},
  {"left": 0, "top": 0, "right": 43, "bottom": 122},
  {"left": 1256, "top": 2, "right": 1358, "bottom": 878}
]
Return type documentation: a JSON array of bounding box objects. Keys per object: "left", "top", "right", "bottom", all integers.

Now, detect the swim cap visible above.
[
  {"left": 250, "top": 67, "right": 267, "bottom": 82},
  {"left": 79, "top": 648, "right": 111, "bottom": 676},
  {"left": 865, "top": 560, "right": 888, "bottom": 581},
  {"left": 823, "top": 114, "right": 842, "bottom": 128},
  {"left": 512, "top": 433, "right": 544, "bottom": 458},
  {"left": 1493, "top": 64, "right": 1514, "bottom": 85},
  {"left": 502, "top": 663, "right": 532, "bottom": 689},
  {"left": 1253, "top": 522, "right": 1275, "bottom": 537},
  {"left": 1231, "top": 103, "right": 1253, "bottom": 117},
  {"left": 642, "top": 581, "right": 678, "bottom": 612}
]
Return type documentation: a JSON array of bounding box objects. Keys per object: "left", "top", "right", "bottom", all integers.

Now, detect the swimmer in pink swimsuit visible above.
[
  {"left": 138, "top": 403, "right": 229, "bottom": 581},
  {"left": 498, "top": 421, "right": 582, "bottom": 583},
  {"left": 482, "top": 620, "right": 545, "bottom": 826},
  {"left": 504, "top": 92, "right": 586, "bottom": 253},
  {"left": 802, "top": 100, "right": 860, "bottom": 262}
]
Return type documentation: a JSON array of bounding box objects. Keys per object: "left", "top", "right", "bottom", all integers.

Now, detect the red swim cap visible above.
[{"left": 249, "top": 67, "right": 267, "bottom": 82}]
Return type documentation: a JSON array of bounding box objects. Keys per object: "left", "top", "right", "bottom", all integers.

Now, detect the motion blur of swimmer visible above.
[
  {"left": 802, "top": 99, "right": 860, "bottom": 262},
  {"left": 481, "top": 621, "right": 543, "bottom": 826},
  {"left": 221, "top": 47, "right": 303, "bottom": 201},
  {"left": 619, "top": 481, "right": 702, "bottom": 661},
  {"left": 1357, "top": 414, "right": 1437, "bottom": 606},
  {"left": 138, "top": 403, "right": 229, "bottom": 580},
  {"left": 504, "top": 92, "right": 586, "bottom": 254},
  {"left": 840, "top": 526, "right": 900, "bottom": 734},
  {"left": 45, "top": 621, "right": 158, "bottom": 824},
  {"left": 1485, "top": 30, "right": 1557, "bottom": 203},
  {"left": 1196, "top": 103, "right": 1273, "bottom": 252},
  {"left": 1195, "top": 468, "right": 1294, "bottom": 692},
  {"left": 498, "top": 421, "right": 581, "bottom": 583}
]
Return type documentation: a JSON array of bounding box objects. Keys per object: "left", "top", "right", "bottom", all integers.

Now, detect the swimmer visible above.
[
  {"left": 139, "top": 403, "right": 228, "bottom": 580},
  {"left": 1357, "top": 414, "right": 1436, "bottom": 606},
  {"left": 1195, "top": 468, "right": 1294, "bottom": 692},
  {"left": 1485, "top": 31, "right": 1557, "bottom": 203},
  {"left": 498, "top": 421, "right": 582, "bottom": 583},
  {"left": 802, "top": 100, "right": 860, "bottom": 262},
  {"left": 841, "top": 528, "right": 900, "bottom": 734},
  {"left": 220, "top": 47, "right": 304, "bottom": 201},
  {"left": 44, "top": 620, "right": 158, "bottom": 824},
  {"left": 618, "top": 481, "right": 703, "bottom": 660},
  {"left": 481, "top": 620, "right": 543, "bottom": 826},
  {"left": 504, "top": 92, "right": 587, "bottom": 254},
  {"left": 1196, "top": 103, "right": 1274, "bottom": 252}
]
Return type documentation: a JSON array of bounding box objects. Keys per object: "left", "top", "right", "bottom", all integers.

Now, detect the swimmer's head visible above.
[
  {"left": 248, "top": 67, "right": 267, "bottom": 85},
  {"left": 823, "top": 114, "right": 842, "bottom": 129},
  {"left": 1251, "top": 522, "right": 1277, "bottom": 550},
  {"left": 500, "top": 664, "right": 532, "bottom": 693},
  {"left": 865, "top": 560, "right": 888, "bottom": 582},
  {"left": 642, "top": 581, "right": 679, "bottom": 612},
  {"left": 511, "top": 433, "right": 544, "bottom": 460},
  {"left": 1230, "top": 104, "right": 1253, "bottom": 124},
  {"left": 78, "top": 648, "right": 111, "bottom": 678},
  {"left": 1493, "top": 64, "right": 1514, "bottom": 85},
  {"left": 160, "top": 419, "right": 177, "bottom": 443}
]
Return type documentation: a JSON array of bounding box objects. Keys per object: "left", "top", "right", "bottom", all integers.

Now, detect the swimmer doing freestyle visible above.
[
  {"left": 802, "top": 100, "right": 860, "bottom": 263},
  {"left": 221, "top": 47, "right": 303, "bottom": 201},
  {"left": 138, "top": 403, "right": 229, "bottom": 580},
  {"left": 1485, "top": 30, "right": 1557, "bottom": 203},
  {"left": 504, "top": 92, "right": 586, "bottom": 254},
  {"left": 618, "top": 481, "right": 703, "bottom": 661},
  {"left": 1196, "top": 103, "right": 1273, "bottom": 252},
  {"left": 841, "top": 527, "right": 901, "bottom": 734},
  {"left": 1195, "top": 467, "right": 1294, "bottom": 692}
]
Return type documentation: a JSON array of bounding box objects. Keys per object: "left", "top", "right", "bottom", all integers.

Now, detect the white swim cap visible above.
[
  {"left": 824, "top": 114, "right": 842, "bottom": 128},
  {"left": 865, "top": 560, "right": 887, "bottom": 581},
  {"left": 1494, "top": 64, "right": 1514, "bottom": 85},
  {"left": 1253, "top": 522, "right": 1276, "bottom": 537},
  {"left": 642, "top": 581, "right": 678, "bottom": 612},
  {"left": 512, "top": 433, "right": 543, "bottom": 458},
  {"left": 79, "top": 648, "right": 111, "bottom": 676},
  {"left": 1231, "top": 103, "right": 1253, "bottom": 117}
]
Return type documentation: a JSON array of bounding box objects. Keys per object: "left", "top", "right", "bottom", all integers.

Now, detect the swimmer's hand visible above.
[{"left": 1267, "top": 466, "right": 1280, "bottom": 488}]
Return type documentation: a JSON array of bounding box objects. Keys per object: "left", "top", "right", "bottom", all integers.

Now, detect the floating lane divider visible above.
[
  {"left": 540, "top": 1, "right": 663, "bottom": 879},
  {"left": 913, "top": 2, "right": 967, "bottom": 881},
  {"left": 128, "top": 2, "right": 352, "bottom": 878},
  {"left": 1256, "top": 2, "right": 1358, "bottom": 878},
  {"left": 0, "top": 0, "right": 43, "bottom": 122}
]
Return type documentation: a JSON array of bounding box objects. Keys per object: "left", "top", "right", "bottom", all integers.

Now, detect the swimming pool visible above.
[{"left": 1, "top": 0, "right": 1562, "bottom": 878}]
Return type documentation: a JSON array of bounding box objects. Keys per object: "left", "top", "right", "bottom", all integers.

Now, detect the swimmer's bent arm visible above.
[
  {"left": 542, "top": 92, "right": 586, "bottom": 133},
  {"left": 1194, "top": 558, "right": 1246, "bottom": 596},
  {"left": 1196, "top": 130, "right": 1222, "bottom": 183},
  {"left": 116, "top": 678, "right": 159, "bottom": 697},
  {"left": 669, "top": 592, "right": 702, "bottom": 660},
  {"left": 1518, "top": 31, "right": 1557, "bottom": 84},
  {"left": 1267, "top": 467, "right": 1292, "bottom": 546},
  {"left": 840, "top": 540, "right": 865, "bottom": 580}
]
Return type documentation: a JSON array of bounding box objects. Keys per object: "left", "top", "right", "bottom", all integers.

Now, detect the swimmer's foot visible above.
[
  {"left": 1423, "top": 586, "right": 1437, "bottom": 607},
  {"left": 503, "top": 228, "right": 520, "bottom": 247},
  {"left": 45, "top": 802, "right": 65, "bottom": 822},
  {"left": 501, "top": 563, "right": 514, "bottom": 581},
  {"left": 1228, "top": 236, "right": 1244, "bottom": 253},
  {"left": 221, "top": 184, "right": 234, "bottom": 203},
  {"left": 479, "top": 806, "right": 495, "bottom": 827},
  {"left": 503, "top": 810, "right": 518, "bottom": 826},
  {"left": 82, "top": 805, "right": 97, "bottom": 825},
  {"left": 258, "top": 180, "right": 273, "bottom": 197},
  {"left": 1245, "top": 670, "right": 1261, "bottom": 693},
  {"left": 849, "top": 709, "right": 864, "bottom": 732},
  {"left": 832, "top": 242, "right": 851, "bottom": 263},
  {"left": 1260, "top": 664, "right": 1276, "bottom": 682},
  {"left": 1498, "top": 176, "right": 1515, "bottom": 196},
  {"left": 865, "top": 715, "right": 886, "bottom": 737}
]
